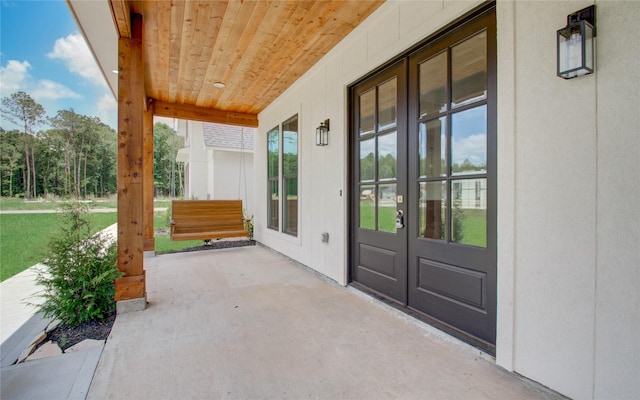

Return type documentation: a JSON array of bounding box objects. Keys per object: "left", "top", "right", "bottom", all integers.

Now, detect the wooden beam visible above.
[
  {"left": 114, "top": 272, "right": 145, "bottom": 302},
  {"left": 143, "top": 99, "right": 155, "bottom": 252},
  {"left": 109, "top": 0, "right": 131, "bottom": 38},
  {"left": 116, "top": 13, "right": 146, "bottom": 302},
  {"left": 152, "top": 100, "right": 259, "bottom": 128}
]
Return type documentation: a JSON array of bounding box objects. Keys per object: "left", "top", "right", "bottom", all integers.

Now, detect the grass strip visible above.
[{"left": 0, "top": 213, "right": 117, "bottom": 281}]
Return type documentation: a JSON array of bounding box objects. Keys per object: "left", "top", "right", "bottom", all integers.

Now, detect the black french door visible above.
[{"left": 351, "top": 7, "right": 496, "bottom": 349}]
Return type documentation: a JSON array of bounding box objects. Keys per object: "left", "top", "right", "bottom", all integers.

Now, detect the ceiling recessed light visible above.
[{"left": 213, "top": 82, "right": 226, "bottom": 88}]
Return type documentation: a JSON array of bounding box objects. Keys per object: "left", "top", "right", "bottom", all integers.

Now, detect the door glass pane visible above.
[
  {"left": 359, "top": 138, "right": 375, "bottom": 182},
  {"left": 268, "top": 179, "right": 279, "bottom": 230},
  {"left": 359, "top": 89, "right": 375, "bottom": 136},
  {"left": 359, "top": 185, "right": 375, "bottom": 230},
  {"left": 378, "top": 131, "right": 397, "bottom": 181},
  {"left": 267, "top": 127, "right": 279, "bottom": 178},
  {"left": 419, "top": 118, "right": 446, "bottom": 178},
  {"left": 378, "top": 78, "right": 397, "bottom": 131},
  {"left": 282, "top": 116, "right": 298, "bottom": 176},
  {"left": 451, "top": 105, "right": 486, "bottom": 176},
  {"left": 451, "top": 178, "right": 486, "bottom": 247},
  {"left": 419, "top": 52, "right": 447, "bottom": 118},
  {"left": 419, "top": 181, "right": 446, "bottom": 240},
  {"left": 284, "top": 177, "right": 298, "bottom": 235},
  {"left": 452, "top": 31, "right": 487, "bottom": 108},
  {"left": 378, "top": 184, "right": 397, "bottom": 233}
]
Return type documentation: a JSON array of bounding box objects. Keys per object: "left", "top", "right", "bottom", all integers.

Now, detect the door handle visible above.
[{"left": 396, "top": 210, "right": 404, "bottom": 229}]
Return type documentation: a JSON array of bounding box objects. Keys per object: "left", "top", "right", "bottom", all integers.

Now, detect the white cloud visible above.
[
  {"left": 452, "top": 133, "right": 486, "bottom": 165},
  {"left": 96, "top": 93, "right": 117, "bottom": 127},
  {"left": 32, "top": 79, "right": 82, "bottom": 100},
  {"left": 47, "top": 33, "right": 106, "bottom": 87},
  {"left": 0, "top": 59, "right": 81, "bottom": 101},
  {"left": 0, "top": 60, "right": 31, "bottom": 95}
]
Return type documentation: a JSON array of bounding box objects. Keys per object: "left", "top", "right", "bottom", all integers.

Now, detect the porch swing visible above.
[{"left": 169, "top": 126, "right": 251, "bottom": 242}]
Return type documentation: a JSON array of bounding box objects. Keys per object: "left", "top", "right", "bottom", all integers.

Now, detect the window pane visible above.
[
  {"left": 267, "top": 127, "right": 279, "bottom": 178},
  {"left": 451, "top": 178, "right": 486, "bottom": 247},
  {"left": 284, "top": 177, "right": 298, "bottom": 235},
  {"left": 419, "top": 181, "right": 446, "bottom": 240},
  {"left": 452, "top": 31, "right": 487, "bottom": 108},
  {"left": 282, "top": 116, "right": 298, "bottom": 176},
  {"left": 419, "top": 52, "right": 447, "bottom": 118},
  {"left": 359, "top": 185, "right": 375, "bottom": 230},
  {"left": 419, "top": 118, "right": 446, "bottom": 178},
  {"left": 268, "top": 179, "right": 279, "bottom": 230},
  {"left": 359, "top": 138, "right": 375, "bottom": 182},
  {"left": 378, "top": 78, "right": 397, "bottom": 131},
  {"left": 359, "top": 89, "right": 375, "bottom": 136},
  {"left": 378, "top": 131, "right": 397, "bottom": 181},
  {"left": 451, "top": 105, "right": 486, "bottom": 176},
  {"left": 378, "top": 184, "right": 397, "bottom": 233}
]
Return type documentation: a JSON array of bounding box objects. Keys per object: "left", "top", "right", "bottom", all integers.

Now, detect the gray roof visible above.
[{"left": 203, "top": 123, "right": 254, "bottom": 151}]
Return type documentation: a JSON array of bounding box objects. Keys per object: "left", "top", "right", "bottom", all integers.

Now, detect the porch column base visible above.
[{"left": 116, "top": 297, "right": 147, "bottom": 314}]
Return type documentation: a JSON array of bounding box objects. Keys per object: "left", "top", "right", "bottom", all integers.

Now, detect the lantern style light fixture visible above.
[
  {"left": 557, "top": 5, "right": 596, "bottom": 79},
  {"left": 316, "top": 119, "right": 330, "bottom": 146}
]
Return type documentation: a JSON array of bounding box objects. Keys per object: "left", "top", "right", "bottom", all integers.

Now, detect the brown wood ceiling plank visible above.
[
  {"left": 215, "top": 0, "right": 295, "bottom": 113},
  {"left": 189, "top": 1, "right": 228, "bottom": 106},
  {"left": 197, "top": 1, "right": 243, "bottom": 107},
  {"left": 135, "top": 0, "right": 384, "bottom": 116},
  {"left": 233, "top": 0, "right": 324, "bottom": 113},
  {"left": 175, "top": 0, "right": 200, "bottom": 104},
  {"left": 168, "top": 1, "right": 185, "bottom": 101},
  {"left": 153, "top": 100, "right": 258, "bottom": 128},
  {"left": 212, "top": 1, "right": 272, "bottom": 108},
  {"left": 110, "top": 0, "right": 131, "bottom": 38}
]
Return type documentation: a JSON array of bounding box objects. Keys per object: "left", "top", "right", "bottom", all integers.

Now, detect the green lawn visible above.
[
  {"left": 359, "top": 201, "right": 487, "bottom": 247},
  {"left": 152, "top": 208, "right": 205, "bottom": 253},
  {"left": 0, "top": 212, "right": 117, "bottom": 281}
]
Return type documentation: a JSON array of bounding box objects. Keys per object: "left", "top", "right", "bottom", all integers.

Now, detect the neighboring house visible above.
[
  {"left": 71, "top": 1, "right": 640, "bottom": 399},
  {"left": 175, "top": 121, "right": 254, "bottom": 213}
]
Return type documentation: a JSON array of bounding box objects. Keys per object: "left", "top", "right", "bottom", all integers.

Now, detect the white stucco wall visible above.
[
  {"left": 497, "top": 2, "right": 640, "bottom": 399},
  {"left": 212, "top": 150, "right": 254, "bottom": 215},
  {"left": 592, "top": 3, "right": 640, "bottom": 399},
  {"left": 256, "top": 1, "right": 639, "bottom": 399},
  {"left": 181, "top": 121, "right": 209, "bottom": 200}
]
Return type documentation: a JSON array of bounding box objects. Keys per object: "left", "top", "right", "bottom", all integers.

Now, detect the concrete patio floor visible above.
[{"left": 89, "top": 245, "right": 560, "bottom": 400}]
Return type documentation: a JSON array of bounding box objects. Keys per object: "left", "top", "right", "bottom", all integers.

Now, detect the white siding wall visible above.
[
  {"left": 255, "top": 1, "right": 640, "bottom": 399},
  {"left": 212, "top": 150, "right": 255, "bottom": 215},
  {"left": 183, "top": 121, "right": 209, "bottom": 200}
]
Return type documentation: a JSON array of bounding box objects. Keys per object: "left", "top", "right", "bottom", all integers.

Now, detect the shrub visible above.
[{"left": 36, "top": 201, "right": 121, "bottom": 327}]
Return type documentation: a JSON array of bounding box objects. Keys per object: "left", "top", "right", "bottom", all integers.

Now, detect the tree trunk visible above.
[
  {"left": 31, "top": 145, "right": 36, "bottom": 198},
  {"left": 23, "top": 136, "right": 30, "bottom": 200},
  {"left": 83, "top": 149, "right": 88, "bottom": 198}
]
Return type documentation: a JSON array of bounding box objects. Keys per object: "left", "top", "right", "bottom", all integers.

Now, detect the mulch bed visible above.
[
  {"left": 46, "top": 312, "right": 116, "bottom": 351},
  {"left": 161, "top": 239, "right": 256, "bottom": 254}
]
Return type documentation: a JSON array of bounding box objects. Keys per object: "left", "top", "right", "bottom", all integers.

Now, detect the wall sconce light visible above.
[
  {"left": 316, "top": 119, "right": 330, "bottom": 146},
  {"left": 557, "top": 5, "right": 596, "bottom": 79}
]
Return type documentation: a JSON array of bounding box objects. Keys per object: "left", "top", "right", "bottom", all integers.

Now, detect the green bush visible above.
[{"left": 36, "top": 202, "right": 121, "bottom": 327}]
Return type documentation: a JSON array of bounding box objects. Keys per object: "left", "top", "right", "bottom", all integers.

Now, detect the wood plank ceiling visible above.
[{"left": 110, "top": 1, "right": 384, "bottom": 124}]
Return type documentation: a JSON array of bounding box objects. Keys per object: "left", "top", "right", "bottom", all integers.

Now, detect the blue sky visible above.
[{"left": 0, "top": 0, "right": 117, "bottom": 131}]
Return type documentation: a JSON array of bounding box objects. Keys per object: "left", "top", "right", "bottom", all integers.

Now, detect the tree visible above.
[
  {"left": 0, "top": 128, "right": 24, "bottom": 197},
  {"left": 1, "top": 92, "right": 46, "bottom": 199},
  {"left": 153, "top": 122, "right": 183, "bottom": 197}
]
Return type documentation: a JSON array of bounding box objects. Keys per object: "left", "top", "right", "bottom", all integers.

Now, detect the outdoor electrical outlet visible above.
[{"left": 322, "top": 232, "right": 329, "bottom": 243}]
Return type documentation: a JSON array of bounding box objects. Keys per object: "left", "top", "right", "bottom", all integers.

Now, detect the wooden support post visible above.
[
  {"left": 143, "top": 99, "right": 155, "bottom": 251},
  {"left": 115, "top": 13, "right": 146, "bottom": 309}
]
